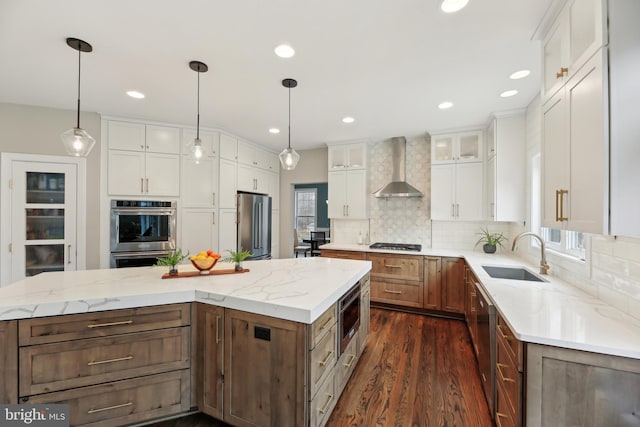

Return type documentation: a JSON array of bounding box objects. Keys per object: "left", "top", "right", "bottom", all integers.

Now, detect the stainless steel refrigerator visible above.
[{"left": 237, "top": 192, "right": 272, "bottom": 260}]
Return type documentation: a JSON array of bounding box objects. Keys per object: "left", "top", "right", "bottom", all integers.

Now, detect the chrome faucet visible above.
[{"left": 511, "top": 232, "right": 550, "bottom": 275}]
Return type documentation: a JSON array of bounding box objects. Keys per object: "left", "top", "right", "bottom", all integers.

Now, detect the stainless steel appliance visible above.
[
  {"left": 338, "top": 281, "right": 361, "bottom": 355},
  {"left": 237, "top": 192, "right": 271, "bottom": 260},
  {"left": 110, "top": 200, "right": 177, "bottom": 268},
  {"left": 475, "top": 281, "right": 496, "bottom": 416},
  {"left": 369, "top": 242, "right": 422, "bottom": 252},
  {"left": 373, "top": 136, "right": 423, "bottom": 198}
]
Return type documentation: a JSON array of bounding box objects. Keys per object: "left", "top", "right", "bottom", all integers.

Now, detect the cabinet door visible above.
[
  {"left": 486, "top": 120, "right": 496, "bottom": 159},
  {"left": 358, "top": 278, "right": 370, "bottom": 350},
  {"left": 542, "top": 90, "right": 569, "bottom": 228},
  {"left": 457, "top": 132, "right": 483, "bottom": 163},
  {"left": 455, "top": 162, "right": 484, "bottom": 221},
  {"left": 108, "top": 150, "right": 145, "bottom": 196},
  {"left": 543, "top": 11, "right": 570, "bottom": 100},
  {"left": 182, "top": 129, "right": 219, "bottom": 158},
  {"left": 218, "top": 209, "right": 237, "bottom": 254},
  {"left": 10, "top": 162, "right": 78, "bottom": 284},
  {"left": 237, "top": 140, "right": 257, "bottom": 166},
  {"left": 567, "top": 51, "right": 606, "bottom": 234},
  {"left": 430, "top": 165, "right": 455, "bottom": 220},
  {"left": 346, "top": 170, "right": 367, "bottom": 218},
  {"left": 0, "top": 321, "right": 18, "bottom": 403},
  {"left": 196, "top": 303, "right": 224, "bottom": 420},
  {"left": 219, "top": 160, "right": 237, "bottom": 209},
  {"left": 107, "top": 121, "right": 145, "bottom": 151},
  {"left": 145, "top": 153, "right": 180, "bottom": 196},
  {"left": 181, "top": 209, "right": 218, "bottom": 255},
  {"left": 441, "top": 258, "right": 465, "bottom": 313},
  {"left": 181, "top": 156, "right": 218, "bottom": 208},
  {"left": 271, "top": 209, "right": 279, "bottom": 259},
  {"left": 568, "top": 0, "right": 603, "bottom": 74},
  {"left": 486, "top": 156, "right": 496, "bottom": 220},
  {"left": 146, "top": 125, "right": 180, "bottom": 154},
  {"left": 431, "top": 135, "right": 456, "bottom": 163},
  {"left": 219, "top": 134, "right": 237, "bottom": 161},
  {"left": 237, "top": 164, "right": 257, "bottom": 193},
  {"left": 267, "top": 172, "right": 279, "bottom": 209},
  {"left": 328, "top": 171, "right": 347, "bottom": 219},
  {"left": 224, "top": 309, "right": 306, "bottom": 427},
  {"left": 423, "top": 257, "right": 442, "bottom": 310}
]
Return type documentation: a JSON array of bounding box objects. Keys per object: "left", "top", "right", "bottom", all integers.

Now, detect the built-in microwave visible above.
[
  {"left": 110, "top": 200, "right": 177, "bottom": 254},
  {"left": 338, "top": 281, "right": 361, "bottom": 356}
]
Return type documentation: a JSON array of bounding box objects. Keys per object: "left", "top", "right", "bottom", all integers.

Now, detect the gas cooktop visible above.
[{"left": 369, "top": 242, "right": 422, "bottom": 252}]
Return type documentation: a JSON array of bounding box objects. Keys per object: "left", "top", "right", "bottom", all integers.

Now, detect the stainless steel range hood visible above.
[{"left": 373, "top": 137, "right": 423, "bottom": 198}]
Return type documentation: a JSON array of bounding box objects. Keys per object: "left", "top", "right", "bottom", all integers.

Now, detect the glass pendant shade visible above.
[
  {"left": 61, "top": 127, "right": 96, "bottom": 157},
  {"left": 279, "top": 147, "right": 300, "bottom": 170},
  {"left": 189, "top": 138, "right": 205, "bottom": 164}
]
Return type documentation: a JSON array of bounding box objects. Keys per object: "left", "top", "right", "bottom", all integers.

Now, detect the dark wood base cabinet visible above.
[{"left": 0, "top": 320, "right": 18, "bottom": 404}]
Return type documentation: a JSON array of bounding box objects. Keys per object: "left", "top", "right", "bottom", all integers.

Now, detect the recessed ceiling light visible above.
[
  {"left": 438, "top": 101, "right": 454, "bottom": 110},
  {"left": 342, "top": 116, "right": 355, "bottom": 123},
  {"left": 126, "top": 90, "right": 145, "bottom": 99},
  {"left": 274, "top": 44, "right": 295, "bottom": 58},
  {"left": 500, "top": 90, "right": 519, "bottom": 98},
  {"left": 269, "top": 128, "right": 280, "bottom": 134},
  {"left": 441, "top": 0, "right": 469, "bottom": 13},
  {"left": 510, "top": 70, "right": 531, "bottom": 80}
]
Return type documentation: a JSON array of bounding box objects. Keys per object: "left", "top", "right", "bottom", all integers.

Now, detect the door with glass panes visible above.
[{"left": 10, "top": 161, "right": 78, "bottom": 283}]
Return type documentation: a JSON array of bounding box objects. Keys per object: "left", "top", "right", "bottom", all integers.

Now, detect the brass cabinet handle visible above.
[
  {"left": 556, "top": 71, "right": 564, "bottom": 79},
  {"left": 319, "top": 350, "right": 334, "bottom": 367},
  {"left": 319, "top": 393, "right": 334, "bottom": 414},
  {"left": 344, "top": 354, "right": 357, "bottom": 368},
  {"left": 383, "top": 264, "right": 403, "bottom": 268},
  {"left": 495, "top": 412, "right": 510, "bottom": 427},
  {"left": 561, "top": 67, "right": 568, "bottom": 75},
  {"left": 496, "top": 363, "right": 515, "bottom": 383},
  {"left": 383, "top": 289, "right": 402, "bottom": 294},
  {"left": 87, "top": 355, "right": 133, "bottom": 366},
  {"left": 87, "top": 320, "right": 133, "bottom": 328},
  {"left": 88, "top": 401, "right": 132, "bottom": 414},
  {"left": 318, "top": 317, "right": 333, "bottom": 331},
  {"left": 558, "top": 189, "right": 568, "bottom": 221},
  {"left": 215, "top": 315, "right": 221, "bottom": 344},
  {"left": 496, "top": 325, "right": 510, "bottom": 341}
]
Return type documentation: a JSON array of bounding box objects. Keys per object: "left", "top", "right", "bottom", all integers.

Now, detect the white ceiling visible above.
[{"left": 0, "top": 0, "right": 553, "bottom": 151}]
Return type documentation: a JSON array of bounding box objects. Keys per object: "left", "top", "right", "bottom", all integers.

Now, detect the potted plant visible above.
[
  {"left": 474, "top": 228, "right": 508, "bottom": 254},
  {"left": 223, "top": 249, "right": 253, "bottom": 271},
  {"left": 156, "top": 248, "right": 189, "bottom": 275}
]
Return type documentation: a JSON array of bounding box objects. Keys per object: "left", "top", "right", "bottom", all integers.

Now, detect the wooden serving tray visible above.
[{"left": 162, "top": 268, "right": 250, "bottom": 279}]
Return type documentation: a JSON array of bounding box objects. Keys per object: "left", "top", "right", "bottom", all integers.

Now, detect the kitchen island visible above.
[{"left": 0, "top": 257, "right": 372, "bottom": 427}]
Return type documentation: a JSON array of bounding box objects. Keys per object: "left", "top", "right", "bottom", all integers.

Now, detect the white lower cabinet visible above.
[
  {"left": 219, "top": 159, "right": 237, "bottom": 209},
  {"left": 218, "top": 209, "right": 237, "bottom": 255},
  {"left": 328, "top": 170, "right": 367, "bottom": 219},
  {"left": 180, "top": 209, "right": 218, "bottom": 255},
  {"left": 431, "top": 162, "right": 483, "bottom": 221}
]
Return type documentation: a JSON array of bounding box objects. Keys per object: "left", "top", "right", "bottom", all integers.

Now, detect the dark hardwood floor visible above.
[{"left": 147, "top": 308, "right": 492, "bottom": 427}]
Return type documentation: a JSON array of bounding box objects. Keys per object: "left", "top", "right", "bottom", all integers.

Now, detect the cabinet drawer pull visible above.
[
  {"left": 88, "top": 401, "right": 132, "bottom": 414},
  {"left": 87, "top": 320, "right": 133, "bottom": 328},
  {"left": 215, "top": 315, "right": 221, "bottom": 344},
  {"left": 383, "top": 264, "right": 403, "bottom": 268},
  {"left": 140, "top": 178, "right": 144, "bottom": 193},
  {"left": 319, "top": 350, "right": 334, "bottom": 367},
  {"left": 318, "top": 317, "right": 333, "bottom": 331},
  {"left": 496, "top": 325, "right": 510, "bottom": 341},
  {"left": 88, "top": 355, "right": 133, "bottom": 366},
  {"left": 344, "top": 354, "right": 356, "bottom": 368},
  {"left": 383, "top": 289, "right": 402, "bottom": 295},
  {"left": 318, "top": 393, "right": 334, "bottom": 414},
  {"left": 496, "top": 363, "right": 515, "bottom": 383},
  {"left": 145, "top": 178, "right": 149, "bottom": 193},
  {"left": 496, "top": 412, "right": 510, "bottom": 427}
]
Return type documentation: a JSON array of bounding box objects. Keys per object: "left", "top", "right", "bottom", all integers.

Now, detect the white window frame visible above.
[{"left": 294, "top": 188, "right": 317, "bottom": 241}]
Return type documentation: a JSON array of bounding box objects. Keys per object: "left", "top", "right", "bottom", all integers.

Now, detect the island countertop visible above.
[{"left": 0, "top": 257, "right": 372, "bottom": 324}]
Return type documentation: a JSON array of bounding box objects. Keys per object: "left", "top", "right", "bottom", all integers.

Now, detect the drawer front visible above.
[
  {"left": 497, "top": 313, "right": 523, "bottom": 371},
  {"left": 26, "top": 370, "right": 190, "bottom": 427},
  {"left": 335, "top": 330, "right": 359, "bottom": 395},
  {"left": 496, "top": 333, "right": 521, "bottom": 417},
  {"left": 309, "top": 370, "right": 336, "bottom": 427},
  {"left": 310, "top": 324, "right": 337, "bottom": 399},
  {"left": 20, "top": 327, "right": 190, "bottom": 396},
  {"left": 19, "top": 303, "right": 191, "bottom": 346},
  {"left": 495, "top": 378, "right": 518, "bottom": 427},
  {"left": 310, "top": 304, "right": 337, "bottom": 349},
  {"left": 321, "top": 250, "right": 367, "bottom": 260},
  {"left": 371, "top": 279, "right": 423, "bottom": 308},
  {"left": 368, "top": 254, "right": 423, "bottom": 282}
]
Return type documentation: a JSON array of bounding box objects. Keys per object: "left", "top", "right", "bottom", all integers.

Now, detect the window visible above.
[
  {"left": 294, "top": 188, "right": 317, "bottom": 241},
  {"left": 531, "top": 153, "right": 586, "bottom": 261}
]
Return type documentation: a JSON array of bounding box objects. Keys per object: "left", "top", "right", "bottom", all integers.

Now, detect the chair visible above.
[
  {"left": 309, "top": 231, "right": 327, "bottom": 257},
  {"left": 293, "top": 229, "right": 310, "bottom": 258}
]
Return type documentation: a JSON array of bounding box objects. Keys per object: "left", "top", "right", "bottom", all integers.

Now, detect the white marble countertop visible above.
[
  {"left": 0, "top": 257, "right": 372, "bottom": 324},
  {"left": 322, "top": 243, "right": 640, "bottom": 360}
]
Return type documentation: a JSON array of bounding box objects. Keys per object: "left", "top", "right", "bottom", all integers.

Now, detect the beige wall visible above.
[
  {"left": 0, "top": 102, "right": 101, "bottom": 269},
  {"left": 278, "top": 147, "right": 328, "bottom": 258}
]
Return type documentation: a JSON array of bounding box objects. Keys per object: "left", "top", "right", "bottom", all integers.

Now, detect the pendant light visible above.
[
  {"left": 61, "top": 38, "right": 96, "bottom": 157},
  {"left": 279, "top": 78, "right": 300, "bottom": 170},
  {"left": 188, "top": 60, "right": 208, "bottom": 164}
]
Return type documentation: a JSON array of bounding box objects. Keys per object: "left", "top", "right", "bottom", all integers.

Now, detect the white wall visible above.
[
  {"left": 0, "top": 102, "right": 101, "bottom": 269},
  {"left": 278, "top": 147, "right": 328, "bottom": 258}
]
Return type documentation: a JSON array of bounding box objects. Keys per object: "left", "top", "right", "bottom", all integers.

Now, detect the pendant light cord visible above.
[
  {"left": 196, "top": 68, "right": 200, "bottom": 140},
  {"left": 288, "top": 86, "right": 291, "bottom": 150},
  {"left": 76, "top": 47, "right": 82, "bottom": 129}
]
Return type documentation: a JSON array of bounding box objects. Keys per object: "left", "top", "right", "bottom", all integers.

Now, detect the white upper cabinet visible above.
[
  {"left": 219, "top": 159, "right": 237, "bottom": 209},
  {"left": 181, "top": 155, "right": 219, "bottom": 208},
  {"left": 146, "top": 125, "right": 181, "bottom": 154},
  {"left": 107, "top": 121, "right": 146, "bottom": 151},
  {"left": 219, "top": 133, "right": 237, "bottom": 161},
  {"left": 431, "top": 131, "right": 483, "bottom": 164},
  {"left": 542, "top": 0, "right": 605, "bottom": 101},
  {"left": 181, "top": 129, "right": 220, "bottom": 158},
  {"left": 431, "top": 162, "right": 484, "bottom": 221},
  {"left": 237, "top": 140, "right": 280, "bottom": 172},
  {"left": 328, "top": 142, "right": 366, "bottom": 170},
  {"left": 328, "top": 169, "right": 367, "bottom": 219}
]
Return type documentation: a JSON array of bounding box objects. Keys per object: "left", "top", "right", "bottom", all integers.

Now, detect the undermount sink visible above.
[{"left": 482, "top": 265, "right": 546, "bottom": 282}]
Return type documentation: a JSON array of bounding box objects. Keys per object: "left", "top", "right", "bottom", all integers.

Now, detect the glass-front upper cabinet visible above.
[
  {"left": 328, "top": 142, "right": 366, "bottom": 170},
  {"left": 431, "top": 131, "right": 483, "bottom": 164},
  {"left": 9, "top": 162, "right": 77, "bottom": 283}
]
